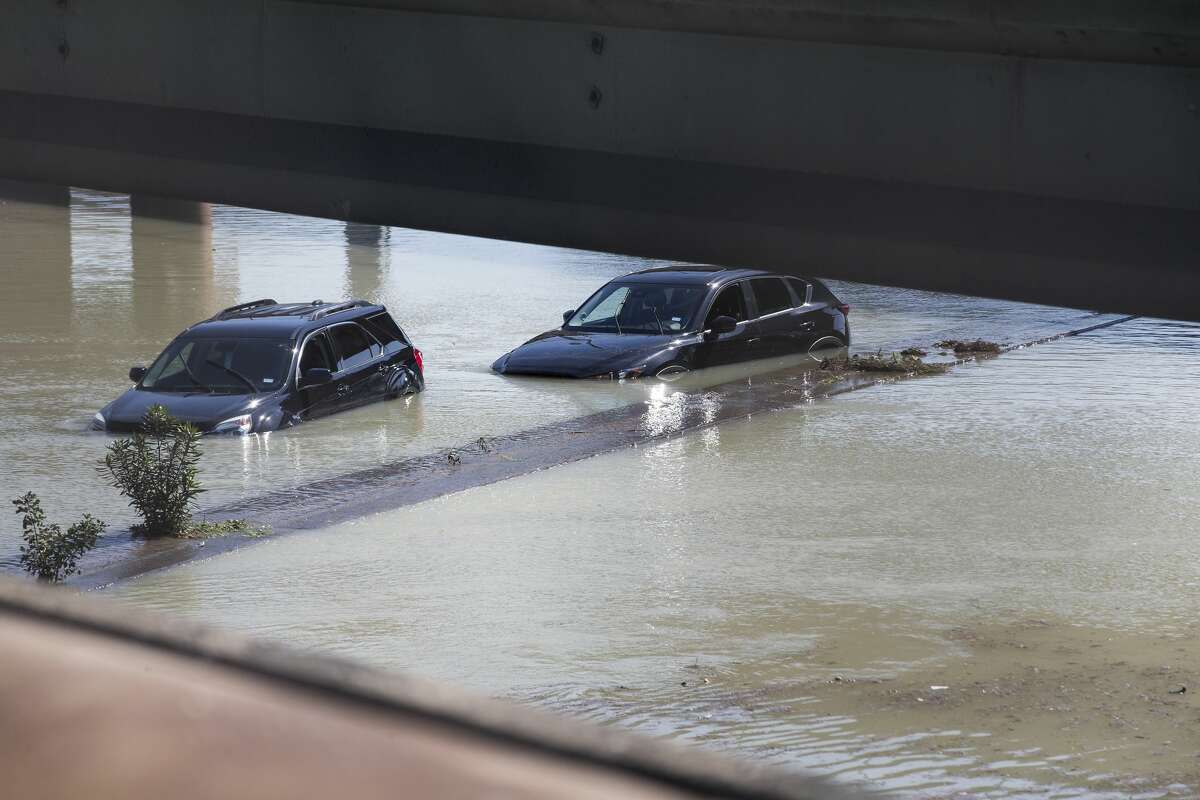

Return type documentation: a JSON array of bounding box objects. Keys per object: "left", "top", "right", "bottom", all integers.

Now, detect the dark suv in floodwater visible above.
[
  {"left": 492, "top": 267, "right": 849, "bottom": 379},
  {"left": 94, "top": 299, "right": 424, "bottom": 434}
]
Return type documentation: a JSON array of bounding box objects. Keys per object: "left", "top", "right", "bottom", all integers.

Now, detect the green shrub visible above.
[
  {"left": 13, "top": 492, "right": 104, "bottom": 582},
  {"left": 101, "top": 404, "right": 204, "bottom": 537}
]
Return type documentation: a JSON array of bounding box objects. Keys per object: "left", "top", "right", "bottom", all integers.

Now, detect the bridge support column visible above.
[
  {"left": 0, "top": 179, "right": 69, "bottom": 206},
  {"left": 130, "top": 195, "right": 212, "bottom": 224}
]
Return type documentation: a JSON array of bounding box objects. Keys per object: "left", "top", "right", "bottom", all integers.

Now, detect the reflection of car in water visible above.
[
  {"left": 492, "top": 267, "right": 850, "bottom": 380},
  {"left": 94, "top": 299, "right": 424, "bottom": 434}
]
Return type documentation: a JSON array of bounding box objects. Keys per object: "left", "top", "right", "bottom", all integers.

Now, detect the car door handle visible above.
[{"left": 797, "top": 321, "right": 816, "bottom": 331}]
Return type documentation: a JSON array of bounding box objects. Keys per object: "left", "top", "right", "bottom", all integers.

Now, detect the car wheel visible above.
[
  {"left": 808, "top": 334, "right": 847, "bottom": 360},
  {"left": 655, "top": 364, "right": 690, "bottom": 381}
]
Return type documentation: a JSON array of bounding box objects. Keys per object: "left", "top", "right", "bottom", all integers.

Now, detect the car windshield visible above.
[
  {"left": 140, "top": 337, "right": 294, "bottom": 394},
  {"left": 565, "top": 283, "right": 705, "bottom": 334}
]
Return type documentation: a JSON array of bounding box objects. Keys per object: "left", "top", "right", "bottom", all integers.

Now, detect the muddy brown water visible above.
[{"left": 3, "top": 191, "right": 1199, "bottom": 798}]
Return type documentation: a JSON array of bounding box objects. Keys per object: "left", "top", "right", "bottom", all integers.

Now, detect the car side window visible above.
[
  {"left": 328, "top": 323, "right": 378, "bottom": 371},
  {"left": 298, "top": 331, "right": 334, "bottom": 374},
  {"left": 750, "top": 278, "right": 794, "bottom": 316},
  {"left": 786, "top": 278, "right": 811, "bottom": 305},
  {"left": 705, "top": 283, "right": 747, "bottom": 327}
]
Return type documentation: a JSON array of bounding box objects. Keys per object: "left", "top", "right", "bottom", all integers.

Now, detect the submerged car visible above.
[
  {"left": 492, "top": 267, "right": 849, "bottom": 379},
  {"left": 94, "top": 299, "right": 424, "bottom": 434}
]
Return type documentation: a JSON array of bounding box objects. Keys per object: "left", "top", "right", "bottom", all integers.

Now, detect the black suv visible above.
[
  {"left": 492, "top": 267, "right": 849, "bottom": 379},
  {"left": 94, "top": 299, "right": 424, "bottom": 434}
]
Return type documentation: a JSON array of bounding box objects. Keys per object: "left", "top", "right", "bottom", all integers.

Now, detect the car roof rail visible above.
[
  {"left": 209, "top": 298, "right": 279, "bottom": 320},
  {"left": 307, "top": 299, "right": 370, "bottom": 321}
]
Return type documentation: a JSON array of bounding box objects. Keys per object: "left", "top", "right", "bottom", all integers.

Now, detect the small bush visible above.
[
  {"left": 101, "top": 404, "right": 204, "bottom": 537},
  {"left": 13, "top": 492, "right": 104, "bottom": 582}
]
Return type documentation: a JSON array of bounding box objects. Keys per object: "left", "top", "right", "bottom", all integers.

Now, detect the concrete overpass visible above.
[{"left": 2, "top": 1, "right": 1198, "bottom": 320}]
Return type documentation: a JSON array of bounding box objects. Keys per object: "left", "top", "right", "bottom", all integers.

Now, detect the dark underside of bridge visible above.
[{"left": 2, "top": 1, "right": 1198, "bottom": 320}]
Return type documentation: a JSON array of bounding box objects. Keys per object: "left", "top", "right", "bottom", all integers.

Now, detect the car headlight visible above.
[
  {"left": 213, "top": 414, "right": 253, "bottom": 435},
  {"left": 91, "top": 412, "right": 105, "bottom": 431}
]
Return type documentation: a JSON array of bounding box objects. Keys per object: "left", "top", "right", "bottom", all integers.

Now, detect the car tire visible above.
[
  {"left": 808, "top": 334, "right": 847, "bottom": 358},
  {"left": 655, "top": 364, "right": 691, "bottom": 381}
]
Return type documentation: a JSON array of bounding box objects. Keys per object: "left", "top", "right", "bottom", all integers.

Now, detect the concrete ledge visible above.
[{"left": 0, "top": 578, "right": 858, "bottom": 799}]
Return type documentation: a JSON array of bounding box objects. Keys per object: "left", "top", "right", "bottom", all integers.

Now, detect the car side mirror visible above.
[
  {"left": 562, "top": 309, "right": 575, "bottom": 324},
  {"left": 705, "top": 316, "right": 737, "bottom": 338},
  {"left": 300, "top": 367, "right": 332, "bottom": 388},
  {"left": 129, "top": 366, "right": 147, "bottom": 383}
]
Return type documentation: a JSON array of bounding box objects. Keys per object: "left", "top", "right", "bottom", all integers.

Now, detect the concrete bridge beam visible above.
[
  {"left": 0, "top": 179, "right": 69, "bottom": 206},
  {"left": 1, "top": 2, "right": 1197, "bottom": 319}
]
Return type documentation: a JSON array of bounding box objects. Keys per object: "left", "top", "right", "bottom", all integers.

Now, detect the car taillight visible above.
[
  {"left": 836, "top": 303, "right": 850, "bottom": 317},
  {"left": 413, "top": 348, "right": 424, "bottom": 374}
]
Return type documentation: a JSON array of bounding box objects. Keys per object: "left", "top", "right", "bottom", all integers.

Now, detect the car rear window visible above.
[
  {"left": 750, "top": 278, "right": 794, "bottom": 316},
  {"left": 362, "top": 311, "right": 408, "bottom": 346}
]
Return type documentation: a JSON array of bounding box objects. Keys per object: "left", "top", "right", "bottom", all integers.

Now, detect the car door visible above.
[
  {"left": 694, "top": 281, "right": 758, "bottom": 368},
  {"left": 291, "top": 330, "right": 341, "bottom": 421},
  {"left": 749, "top": 276, "right": 824, "bottom": 358},
  {"left": 326, "top": 322, "right": 387, "bottom": 412},
  {"left": 785, "top": 277, "right": 839, "bottom": 351}
]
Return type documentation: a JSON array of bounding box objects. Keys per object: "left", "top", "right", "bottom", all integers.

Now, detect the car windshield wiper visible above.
[
  {"left": 167, "top": 361, "right": 212, "bottom": 393},
  {"left": 204, "top": 360, "right": 259, "bottom": 394}
]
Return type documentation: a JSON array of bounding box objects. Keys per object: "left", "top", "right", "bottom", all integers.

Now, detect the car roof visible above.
[
  {"left": 182, "top": 299, "right": 385, "bottom": 339},
  {"left": 616, "top": 266, "right": 776, "bottom": 286}
]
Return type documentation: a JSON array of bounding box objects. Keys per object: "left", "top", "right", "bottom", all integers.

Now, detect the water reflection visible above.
[
  {"left": 130, "top": 212, "right": 233, "bottom": 338},
  {"left": 0, "top": 198, "right": 72, "bottom": 335},
  {"left": 344, "top": 223, "right": 389, "bottom": 301}
]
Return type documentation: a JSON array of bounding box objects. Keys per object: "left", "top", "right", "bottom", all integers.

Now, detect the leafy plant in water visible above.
[
  {"left": 13, "top": 492, "right": 104, "bottom": 582},
  {"left": 101, "top": 404, "right": 204, "bottom": 537}
]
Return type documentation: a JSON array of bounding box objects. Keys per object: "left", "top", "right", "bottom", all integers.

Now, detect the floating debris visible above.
[
  {"left": 820, "top": 351, "right": 950, "bottom": 376},
  {"left": 900, "top": 347, "right": 928, "bottom": 357},
  {"left": 175, "top": 519, "right": 271, "bottom": 539},
  {"left": 935, "top": 339, "right": 1003, "bottom": 354},
  {"left": 446, "top": 451, "right": 462, "bottom": 466}
]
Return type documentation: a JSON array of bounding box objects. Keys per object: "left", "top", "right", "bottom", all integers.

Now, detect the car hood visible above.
[
  {"left": 103, "top": 389, "right": 262, "bottom": 431},
  {"left": 493, "top": 329, "right": 675, "bottom": 378}
]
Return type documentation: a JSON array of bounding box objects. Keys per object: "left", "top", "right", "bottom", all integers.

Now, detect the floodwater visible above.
[
  {"left": 4, "top": 191, "right": 1199, "bottom": 796},
  {"left": 0, "top": 190, "right": 1086, "bottom": 559},
  {"left": 112, "top": 317, "right": 1200, "bottom": 797}
]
